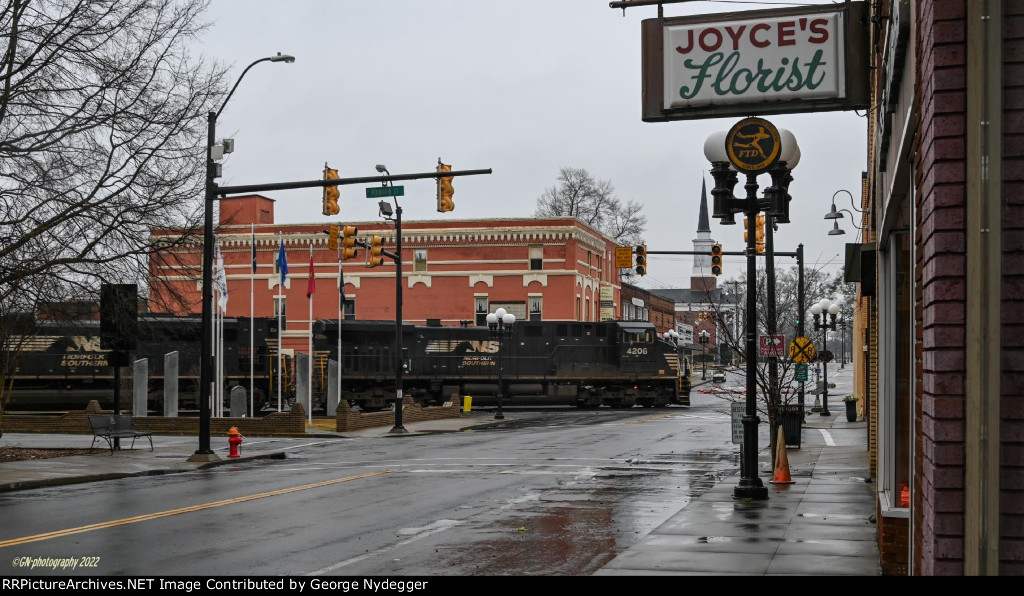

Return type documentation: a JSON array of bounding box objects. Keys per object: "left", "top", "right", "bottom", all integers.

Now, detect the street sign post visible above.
[
  {"left": 615, "top": 246, "right": 633, "bottom": 269},
  {"left": 731, "top": 401, "right": 745, "bottom": 444},
  {"left": 758, "top": 334, "right": 784, "bottom": 357},
  {"left": 366, "top": 185, "right": 405, "bottom": 198}
]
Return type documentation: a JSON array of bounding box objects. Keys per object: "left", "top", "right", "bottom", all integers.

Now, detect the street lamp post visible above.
[
  {"left": 487, "top": 308, "right": 515, "bottom": 420},
  {"left": 190, "top": 53, "right": 294, "bottom": 463},
  {"left": 374, "top": 165, "right": 407, "bottom": 434},
  {"left": 698, "top": 330, "right": 710, "bottom": 380},
  {"left": 704, "top": 121, "right": 799, "bottom": 501},
  {"left": 810, "top": 298, "right": 840, "bottom": 417}
]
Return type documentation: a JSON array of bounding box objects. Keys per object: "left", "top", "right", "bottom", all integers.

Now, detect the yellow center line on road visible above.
[
  {"left": 625, "top": 413, "right": 676, "bottom": 424},
  {"left": 0, "top": 469, "right": 392, "bottom": 548}
]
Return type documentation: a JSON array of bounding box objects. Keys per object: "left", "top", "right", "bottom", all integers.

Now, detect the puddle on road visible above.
[{"left": 431, "top": 447, "right": 736, "bottom": 575}]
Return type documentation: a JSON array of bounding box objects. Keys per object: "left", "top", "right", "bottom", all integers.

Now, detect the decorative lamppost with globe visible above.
[
  {"left": 698, "top": 330, "right": 710, "bottom": 380},
  {"left": 703, "top": 118, "right": 799, "bottom": 501},
  {"left": 486, "top": 308, "right": 515, "bottom": 420},
  {"left": 810, "top": 298, "right": 840, "bottom": 416}
]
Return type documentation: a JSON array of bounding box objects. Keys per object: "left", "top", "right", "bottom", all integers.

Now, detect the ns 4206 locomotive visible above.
[
  {"left": 2, "top": 316, "right": 690, "bottom": 414},
  {"left": 324, "top": 318, "right": 691, "bottom": 410}
]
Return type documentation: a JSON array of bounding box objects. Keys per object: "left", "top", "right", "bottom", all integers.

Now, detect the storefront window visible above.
[
  {"left": 881, "top": 229, "right": 912, "bottom": 511},
  {"left": 892, "top": 231, "right": 911, "bottom": 508}
]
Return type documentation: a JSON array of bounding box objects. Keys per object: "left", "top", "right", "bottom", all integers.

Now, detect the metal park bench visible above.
[{"left": 88, "top": 414, "right": 153, "bottom": 455}]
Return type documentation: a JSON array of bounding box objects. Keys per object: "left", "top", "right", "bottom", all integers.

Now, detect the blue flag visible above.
[{"left": 277, "top": 241, "right": 288, "bottom": 286}]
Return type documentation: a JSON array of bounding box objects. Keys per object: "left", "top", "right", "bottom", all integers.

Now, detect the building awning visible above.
[{"left": 844, "top": 242, "right": 876, "bottom": 296}]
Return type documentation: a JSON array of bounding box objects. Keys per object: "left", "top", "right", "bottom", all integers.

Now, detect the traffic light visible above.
[
  {"left": 710, "top": 243, "right": 723, "bottom": 276},
  {"left": 635, "top": 244, "right": 647, "bottom": 276},
  {"left": 322, "top": 167, "right": 340, "bottom": 216},
  {"left": 436, "top": 161, "right": 454, "bottom": 212},
  {"left": 756, "top": 214, "right": 765, "bottom": 254},
  {"left": 341, "top": 225, "right": 358, "bottom": 260},
  {"left": 368, "top": 235, "right": 384, "bottom": 267},
  {"left": 327, "top": 224, "right": 339, "bottom": 251}
]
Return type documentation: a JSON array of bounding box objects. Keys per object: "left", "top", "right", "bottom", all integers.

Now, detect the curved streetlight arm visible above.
[
  {"left": 216, "top": 53, "right": 295, "bottom": 119},
  {"left": 832, "top": 189, "right": 862, "bottom": 213},
  {"left": 839, "top": 208, "right": 863, "bottom": 229}
]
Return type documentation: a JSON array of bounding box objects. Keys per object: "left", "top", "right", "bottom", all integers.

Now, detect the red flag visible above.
[{"left": 306, "top": 248, "right": 316, "bottom": 298}]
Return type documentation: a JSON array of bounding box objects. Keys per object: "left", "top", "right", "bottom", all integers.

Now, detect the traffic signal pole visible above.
[
  {"left": 216, "top": 167, "right": 490, "bottom": 435},
  {"left": 216, "top": 169, "right": 492, "bottom": 196},
  {"left": 765, "top": 214, "right": 780, "bottom": 456}
]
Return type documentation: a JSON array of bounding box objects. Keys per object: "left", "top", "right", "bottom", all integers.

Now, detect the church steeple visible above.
[
  {"left": 692, "top": 177, "right": 716, "bottom": 291},
  {"left": 697, "top": 179, "right": 711, "bottom": 233}
]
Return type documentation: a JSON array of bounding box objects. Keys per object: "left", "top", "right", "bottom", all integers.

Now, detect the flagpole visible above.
[
  {"left": 250, "top": 223, "right": 255, "bottom": 417},
  {"left": 214, "top": 290, "right": 220, "bottom": 417},
  {"left": 344, "top": 246, "right": 348, "bottom": 415},
  {"left": 307, "top": 243, "right": 313, "bottom": 424},
  {"left": 214, "top": 243, "right": 220, "bottom": 418},
  {"left": 218, "top": 305, "right": 223, "bottom": 417},
  {"left": 277, "top": 232, "right": 284, "bottom": 413}
]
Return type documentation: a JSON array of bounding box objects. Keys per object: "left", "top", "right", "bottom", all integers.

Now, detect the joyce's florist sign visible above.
[{"left": 640, "top": 1, "right": 869, "bottom": 121}]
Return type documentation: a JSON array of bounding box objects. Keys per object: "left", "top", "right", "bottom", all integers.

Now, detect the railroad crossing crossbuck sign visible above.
[{"left": 789, "top": 336, "right": 815, "bottom": 363}]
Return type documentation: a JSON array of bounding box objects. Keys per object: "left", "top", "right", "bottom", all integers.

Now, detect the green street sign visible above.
[
  {"left": 795, "top": 363, "right": 809, "bottom": 382},
  {"left": 365, "top": 185, "right": 405, "bottom": 198}
]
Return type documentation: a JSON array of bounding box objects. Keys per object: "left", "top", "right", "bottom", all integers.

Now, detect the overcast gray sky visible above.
[{"left": 199, "top": 0, "right": 866, "bottom": 290}]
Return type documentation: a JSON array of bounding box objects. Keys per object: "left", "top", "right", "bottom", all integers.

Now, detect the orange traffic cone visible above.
[{"left": 770, "top": 426, "right": 794, "bottom": 484}]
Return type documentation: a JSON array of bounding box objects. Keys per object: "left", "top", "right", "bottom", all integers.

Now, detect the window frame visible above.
[{"left": 413, "top": 249, "right": 428, "bottom": 272}]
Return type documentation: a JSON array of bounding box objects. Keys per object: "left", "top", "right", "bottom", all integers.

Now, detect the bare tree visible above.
[
  {"left": 692, "top": 262, "right": 845, "bottom": 466},
  {"left": 534, "top": 167, "right": 647, "bottom": 246},
  {"left": 0, "top": 0, "right": 228, "bottom": 423},
  {"left": 0, "top": 0, "right": 226, "bottom": 313}
]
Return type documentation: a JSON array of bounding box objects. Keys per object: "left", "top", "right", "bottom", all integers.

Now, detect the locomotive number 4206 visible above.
[{"left": 625, "top": 347, "right": 648, "bottom": 355}]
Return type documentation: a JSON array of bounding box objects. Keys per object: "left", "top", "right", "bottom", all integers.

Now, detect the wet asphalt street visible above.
[{"left": 1, "top": 400, "right": 740, "bottom": 576}]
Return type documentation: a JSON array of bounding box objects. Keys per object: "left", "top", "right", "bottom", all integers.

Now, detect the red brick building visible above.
[
  {"left": 149, "top": 195, "right": 628, "bottom": 352},
  {"left": 864, "top": 0, "right": 1020, "bottom": 575}
]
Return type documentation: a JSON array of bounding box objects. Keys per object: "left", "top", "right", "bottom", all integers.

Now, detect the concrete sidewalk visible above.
[{"left": 596, "top": 413, "right": 881, "bottom": 575}]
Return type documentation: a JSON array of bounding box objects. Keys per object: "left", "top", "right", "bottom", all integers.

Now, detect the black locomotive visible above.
[
  {"left": 1, "top": 316, "right": 691, "bottom": 413},
  {"left": 324, "top": 318, "right": 691, "bottom": 410},
  {"left": 0, "top": 315, "right": 273, "bottom": 413}
]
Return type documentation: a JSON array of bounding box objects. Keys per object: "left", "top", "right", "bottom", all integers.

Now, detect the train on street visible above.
[
  {"left": 1, "top": 316, "right": 691, "bottom": 414},
  {"left": 325, "top": 319, "right": 691, "bottom": 410}
]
